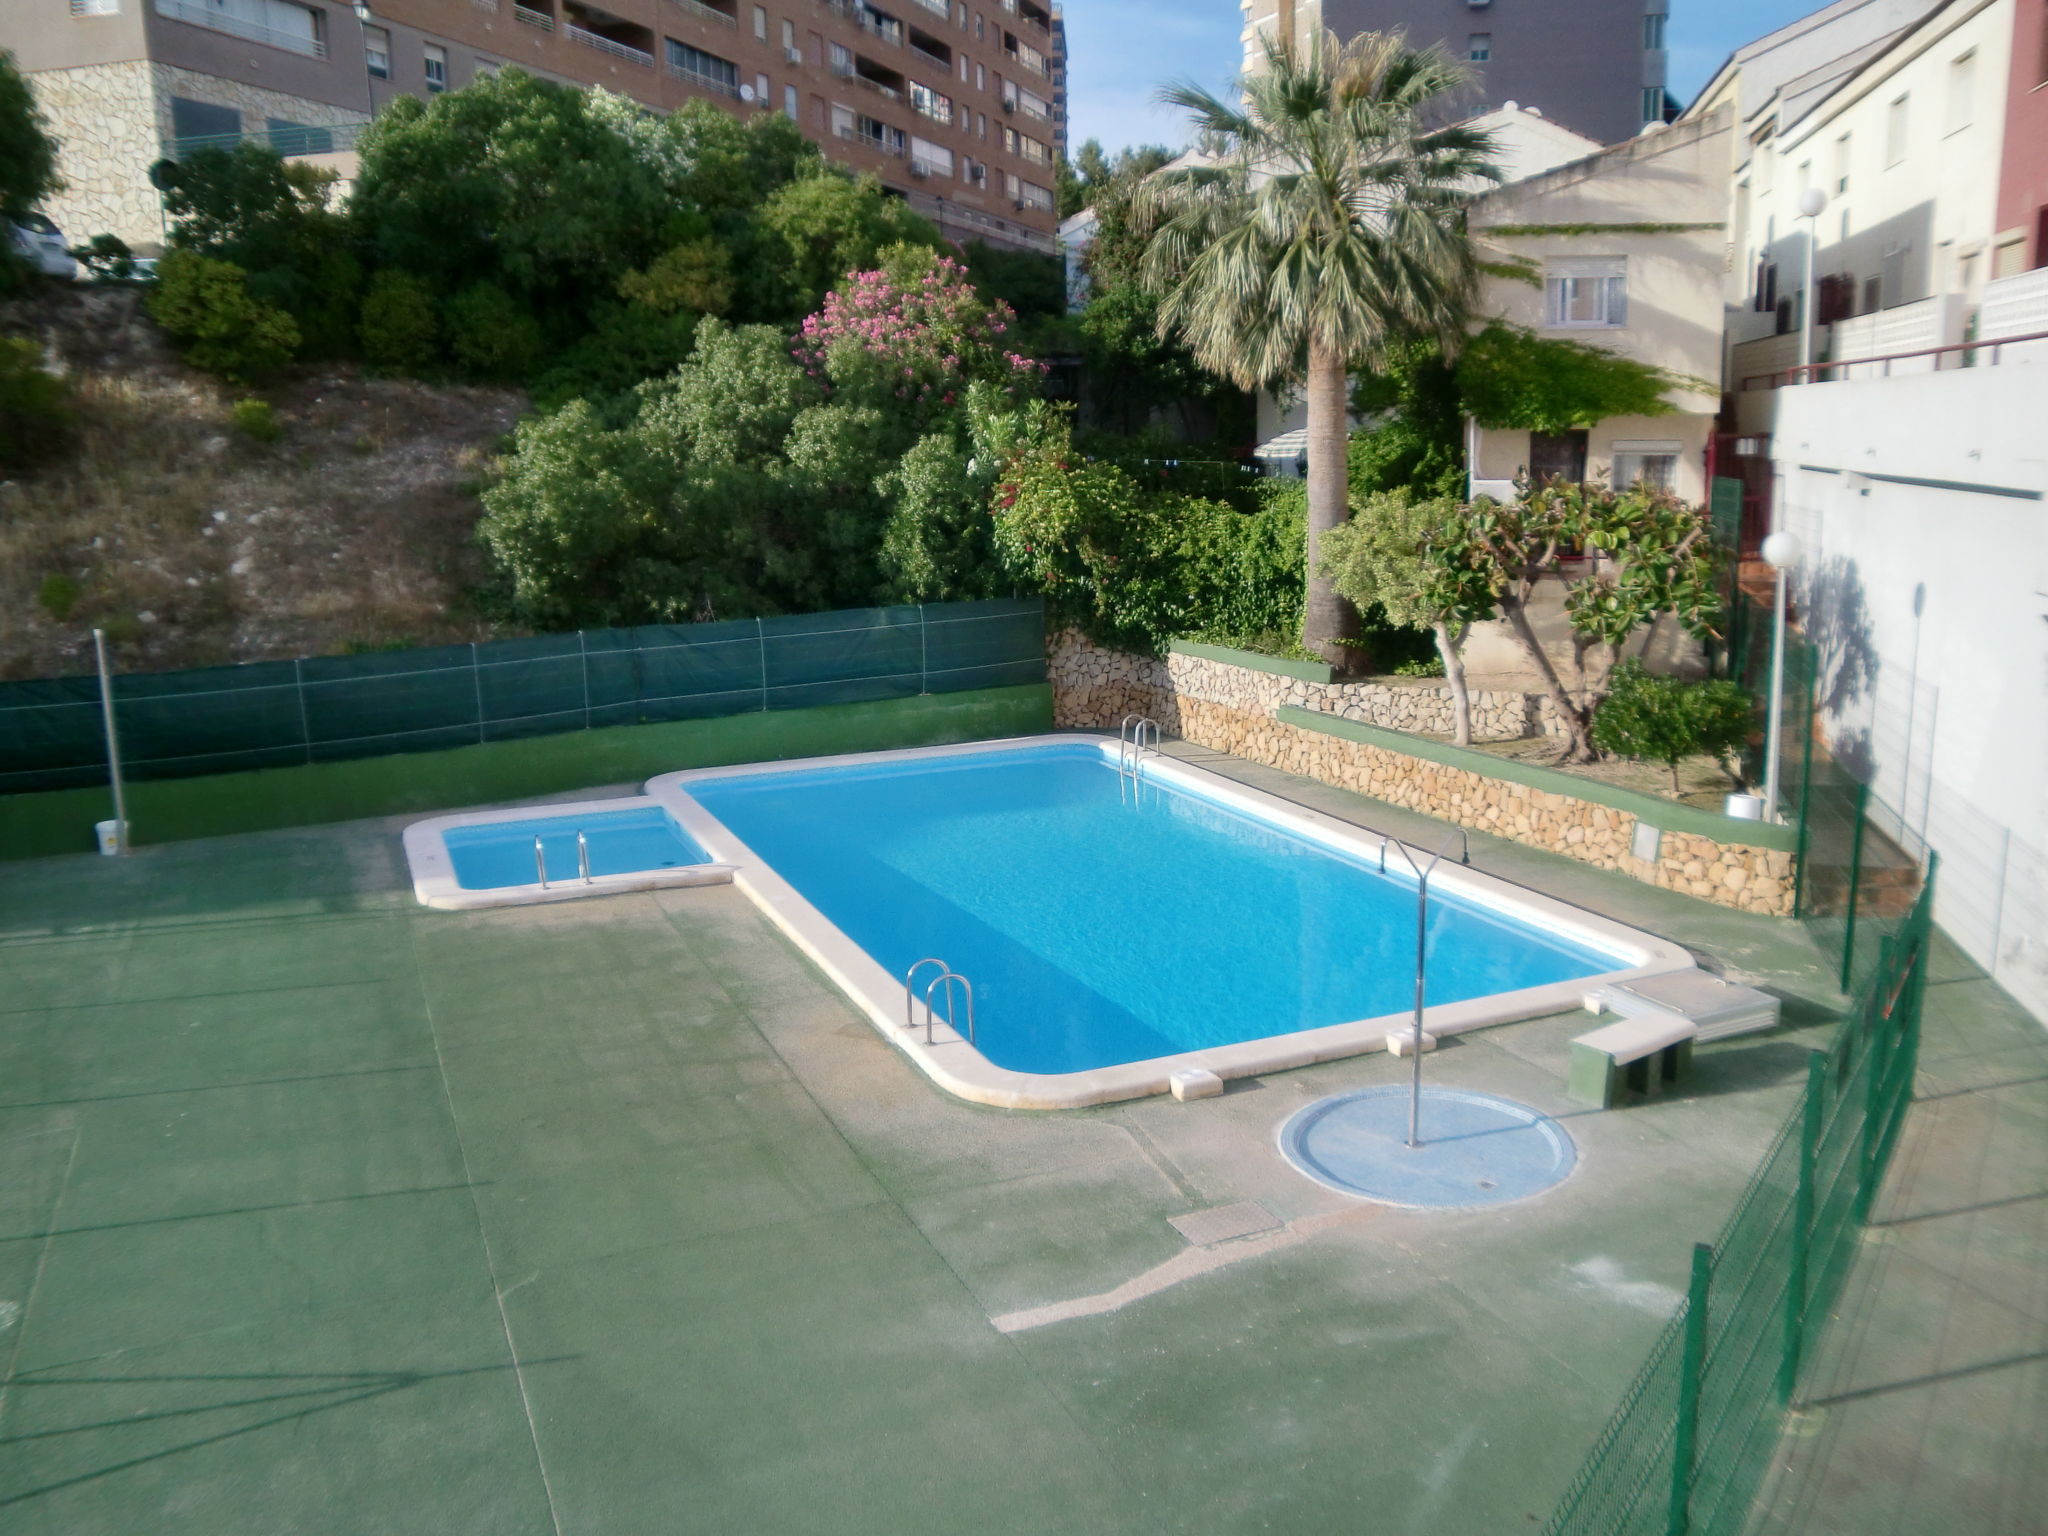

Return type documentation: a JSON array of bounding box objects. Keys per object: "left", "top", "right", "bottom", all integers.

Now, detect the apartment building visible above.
[
  {"left": 1237, "top": 0, "right": 1670, "bottom": 144},
  {"left": 4, "top": 0, "right": 1067, "bottom": 253}
]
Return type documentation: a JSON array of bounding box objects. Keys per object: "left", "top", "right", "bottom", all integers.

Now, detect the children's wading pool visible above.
[{"left": 649, "top": 737, "right": 1692, "bottom": 1109}]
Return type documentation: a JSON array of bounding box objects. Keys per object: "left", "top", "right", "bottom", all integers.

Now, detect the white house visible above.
[{"left": 1464, "top": 108, "right": 1735, "bottom": 505}]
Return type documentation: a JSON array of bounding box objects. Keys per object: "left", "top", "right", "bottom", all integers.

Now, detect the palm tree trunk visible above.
[{"left": 1301, "top": 340, "right": 1359, "bottom": 670}]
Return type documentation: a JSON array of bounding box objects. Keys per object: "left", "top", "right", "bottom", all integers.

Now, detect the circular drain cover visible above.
[{"left": 1278, "top": 1086, "right": 1577, "bottom": 1209}]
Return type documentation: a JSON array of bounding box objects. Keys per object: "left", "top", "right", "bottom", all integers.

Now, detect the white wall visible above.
[{"left": 1764, "top": 365, "right": 2048, "bottom": 1022}]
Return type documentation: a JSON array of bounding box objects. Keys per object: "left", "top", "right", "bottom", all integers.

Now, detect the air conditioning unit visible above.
[
  {"left": 909, "top": 162, "right": 929, "bottom": 178},
  {"left": 1000, "top": 99, "right": 1013, "bottom": 112},
  {"left": 785, "top": 46, "right": 803, "bottom": 65},
  {"left": 1012, "top": 198, "right": 1026, "bottom": 211}
]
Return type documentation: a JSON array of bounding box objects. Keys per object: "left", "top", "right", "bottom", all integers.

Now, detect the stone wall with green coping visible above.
[
  {"left": 0, "top": 684, "right": 1052, "bottom": 861},
  {"left": 1052, "top": 632, "right": 1562, "bottom": 741},
  {"left": 1047, "top": 630, "right": 1794, "bottom": 914}
]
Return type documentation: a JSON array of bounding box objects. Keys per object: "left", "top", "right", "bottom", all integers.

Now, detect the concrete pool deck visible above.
[{"left": 0, "top": 737, "right": 2040, "bottom": 1533}]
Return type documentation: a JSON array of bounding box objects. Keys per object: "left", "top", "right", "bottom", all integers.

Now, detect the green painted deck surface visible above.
[{"left": 0, "top": 742, "right": 2036, "bottom": 1533}]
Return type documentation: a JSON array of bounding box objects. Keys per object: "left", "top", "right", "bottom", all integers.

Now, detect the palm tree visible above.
[{"left": 1140, "top": 31, "right": 1498, "bottom": 668}]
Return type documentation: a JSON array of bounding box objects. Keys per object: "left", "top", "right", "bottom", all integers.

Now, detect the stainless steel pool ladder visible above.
[
  {"left": 1118, "top": 714, "right": 1161, "bottom": 787},
  {"left": 904, "top": 957, "right": 975, "bottom": 1046},
  {"left": 535, "top": 831, "right": 596, "bottom": 889}
]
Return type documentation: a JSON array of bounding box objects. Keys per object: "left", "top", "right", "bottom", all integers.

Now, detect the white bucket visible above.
[{"left": 95, "top": 819, "right": 127, "bottom": 855}]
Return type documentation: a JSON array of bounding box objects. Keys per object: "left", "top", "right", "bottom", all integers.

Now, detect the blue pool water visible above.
[
  {"left": 686, "top": 744, "right": 1625, "bottom": 1075},
  {"left": 445, "top": 806, "right": 710, "bottom": 891}
]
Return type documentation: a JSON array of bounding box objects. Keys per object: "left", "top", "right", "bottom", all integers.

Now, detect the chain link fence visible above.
[
  {"left": 1541, "top": 865, "right": 1937, "bottom": 1536},
  {"left": 0, "top": 599, "right": 1046, "bottom": 795}
]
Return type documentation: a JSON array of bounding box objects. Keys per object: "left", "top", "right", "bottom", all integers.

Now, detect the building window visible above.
[
  {"left": 1885, "top": 94, "right": 1908, "bottom": 166},
  {"left": 781, "top": 17, "right": 794, "bottom": 48},
  {"left": 1641, "top": 86, "right": 1665, "bottom": 123},
  {"left": 1834, "top": 132, "right": 1849, "bottom": 193},
  {"left": 363, "top": 23, "right": 390, "bottom": 78},
  {"left": 170, "top": 95, "right": 241, "bottom": 152},
  {"left": 755, "top": 71, "right": 769, "bottom": 104},
  {"left": 1612, "top": 445, "right": 1680, "bottom": 492},
  {"left": 156, "top": 0, "right": 322, "bottom": 58},
  {"left": 910, "top": 135, "right": 953, "bottom": 177},
  {"left": 784, "top": 83, "right": 798, "bottom": 119},
  {"left": 975, "top": 61, "right": 984, "bottom": 89},
  {"left": 1014, "top": 178, "right": 1052, "bottom": 212},
  {"left": 1946, "top": 51, "right": 1975, "bottom": 134},
  {"left": 910, "top": 82, "right": 953, "bottom": 123},
  {"left": 70, "top": 0, "right": 121, "bottom": 15},
  {"left": 1466, "top": 34, "right": 1489, "bottom": 62},
  {"left": 1544, "top": 257, "right": 1627, "bottom": 328},
  {"left": 751, "top": 4, "right": 766, "bottom": 39},
  {"left": 475, "top": 59, "right": 497, "bottom": 79},
  {"left": 668, "top": 39, "right": 741, "bottom": 95},
  {"left": 423, "top": 43, "right": 447, "bottom": 92},
  {"left": 1643, "top": 12, "right": 1666, "bottom": 49},
  {"left": 829, "top": 41, "right": 853, "bottom": 76}
]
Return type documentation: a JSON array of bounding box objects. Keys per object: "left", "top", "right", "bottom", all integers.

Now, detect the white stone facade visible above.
[{"left": 27, "top": 61, "right": 368, "bottom": 250}]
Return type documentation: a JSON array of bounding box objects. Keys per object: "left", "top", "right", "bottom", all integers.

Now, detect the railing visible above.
[
  {"left": 1979, "top": 263, "right": 2048, "bottom": 341},
  {"left": 167, "top": 122, "right": 369, "bottom": 160},
  {"left": 153, "top": 0, "right": 325, "bottom": 56},
  {"left": 1541, "top": 868, "right": 1936, "bottom": 1536},
  {"left": 906, "top": 0, "right": 948, "bottom": 15},
  {"left": 856, "top": 10, "right": 901, "bottom": 44},
  {"left": 1004, "top": 47, "right": 1049, "bottom": 78},
  {"left": 666, "top": 58, "right": 742, "bottom": 96},
  {"left": 566, "top": 23, "right": 655, "bottom": 65},
  {"left": 470, "top": 0, "right": 498, "bottom": 12},
  {"left": 855, "top": 76, "right": 903, "bottom": 99},
  {"left": 513, "top": 3, "right": 554, "bottom": 28},
  {"left": 70, "top": 0, "right": 120, "bottom": 15},
  {"left": 837, "top": 124, "right": 903, "bottom": 155},
  {"left": 1742, "top": 328, "right": 2048, "bottom": 390},
  {"left": 673, "top": 0, "right": 737, "bottom": 23},
  {"left": 908, "top": 41, "right": 950, "bottom": 68}
]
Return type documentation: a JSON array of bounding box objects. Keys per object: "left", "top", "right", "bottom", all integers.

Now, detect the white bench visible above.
[{"left": 1568, "top": 970, "right": 1781, "bottom": 1107}]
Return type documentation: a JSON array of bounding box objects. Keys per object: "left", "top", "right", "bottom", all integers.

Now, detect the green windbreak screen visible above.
[{"left": 0, "top": 598, "right": 1047, "bottom": 794}]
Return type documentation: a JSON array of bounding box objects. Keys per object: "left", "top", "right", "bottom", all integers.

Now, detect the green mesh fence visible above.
[
  {"left": 0, "top": 599, "right": 1046, "bottom": 795},
  {"left": 1542, "top": 865, "right": 1936, "bottom": 1536}
]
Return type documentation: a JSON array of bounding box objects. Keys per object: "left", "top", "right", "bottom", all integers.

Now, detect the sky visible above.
[{"left": 1063, "top": 0, "right": 1827, "bottom": 155}]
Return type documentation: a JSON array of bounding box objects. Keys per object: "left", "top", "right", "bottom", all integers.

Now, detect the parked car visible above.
[{"left": 8, "top": 214, "right": 79, "bottom": 280}]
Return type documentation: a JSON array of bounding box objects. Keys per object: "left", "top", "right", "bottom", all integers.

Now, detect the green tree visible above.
[
  {"left": 1592, "top": 659, "right": 1756, "bottom": 793},
  {"left": 749, "top": 170, "right": 942, "bottom": 320},
  {"left": 149, "top": 250, "right": 301, "bottom": 382},
  {"left": 1319, "top": 489, "right": 1496, "bottom": 743},
  {"left": 1431, "top": 478, "right": 1724, "bottom": 761},
  {"left": 159, "top": 142, "right": 361, "bottom": 357},
  {"left": 447, "top": 280, "right": 542, "bottom": 381},
  {"left": 1141, "top": 32, "right": 1497, "bottom": 666},
  {"left": 357, "top": 269, "right": 438, "bottom": 373},
  {"left": 0, "top": 50, "right": 60, "bottom": 226},
  {"left": 350, "top": 70, "right": 671, "bottom": 317}
]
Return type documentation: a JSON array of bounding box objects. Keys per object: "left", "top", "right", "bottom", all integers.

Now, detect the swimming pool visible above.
[
  {"left": 651, "top": 737, "right": 1692, "bottom": 1108},
  {"left": 405, "top": 797, "right": 730, "bottom": 910}
]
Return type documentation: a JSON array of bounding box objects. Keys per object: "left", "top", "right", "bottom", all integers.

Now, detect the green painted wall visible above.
[
  {"left": 1, "top": 685, "right": 1053, "bottom": 861},
  {"left": 1166, "top": 639, "right": 1337, "bottom": 685}
]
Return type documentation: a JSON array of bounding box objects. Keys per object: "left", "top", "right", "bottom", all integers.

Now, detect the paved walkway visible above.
[
  {"left": 0, "top": 743, "right": 2035, "bottom": 1534},
  {"left": 1744, "top": 948, "right": 2048, "bottom": 1535}
]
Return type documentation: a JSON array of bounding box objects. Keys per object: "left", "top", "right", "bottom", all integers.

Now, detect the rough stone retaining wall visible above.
[
  {"left": 1049, "top": 632, "right": 1562, "bottom": 740},
  {"left": 1049, "top": 633, "right": 1795, "bottom": 917}
]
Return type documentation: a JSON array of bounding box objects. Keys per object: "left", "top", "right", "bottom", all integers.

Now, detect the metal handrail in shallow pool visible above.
[
  {"left": 1118, "top": 714, "right": 1161, "bottom": 787},
  {"left": 905, "top": 958, "right": 949, "bottom": 1028},
  {"left": 1378, "top": 826, "right": 1467, "bottom": 874},
  {"left": 923, "top": 971, "right": 975, "bottom": 1046}
]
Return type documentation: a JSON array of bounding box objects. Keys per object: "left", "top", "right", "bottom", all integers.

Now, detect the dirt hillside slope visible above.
[{"left": 1, "top": 285, "right": 525, "bottom": 682}]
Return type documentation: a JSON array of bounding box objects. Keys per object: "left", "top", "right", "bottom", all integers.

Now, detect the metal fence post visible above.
[
  {"left": 1839, "top": 785, "right": 1869, "bottom": 992},
  {"left": 469, "top": 642, "right": 485, "bottom": 745},
  {"left": 919, "top": 604, "right": 929, "bottom": 696},
  {"left": 91, "top": 628, "right": 130, "bottom": 854},
  {"left": 292, "top": 656, "right": 312, "bottom": 765},
  {"left": 1781, "top": 1052, "right": 1827, "bottom": 1403},
  {"left": 1668, "top": 1241, "right": 1714, "bottom": 1536},
  {"left": 756, "top": 618, "right": 768, "bottom": 713},
  {"left": 578, "top": 630, "right": 591, "bottom": 731},
  {"left": 1854, "top": 935, "right": 1898, "bottom": 1225}
]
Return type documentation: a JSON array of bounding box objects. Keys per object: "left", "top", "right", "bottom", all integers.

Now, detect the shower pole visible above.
[{"left": 93, "top": 627, "right": 129, "bottom": 855}]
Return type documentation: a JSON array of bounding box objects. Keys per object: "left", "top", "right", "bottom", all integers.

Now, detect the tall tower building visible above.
[
  {"left": 1239, "top": 0, "right": 1668, "bottom": 145},
  {"left": 5, "top": 0, "right": 1064, "bottom": 254}
]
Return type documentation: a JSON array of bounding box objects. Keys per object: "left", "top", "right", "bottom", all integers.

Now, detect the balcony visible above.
[
  {"left": 153, "top": 0, "right": 325, "bottom": 58},
  {"left": 1016, "top": 0, "right": 1051, "bottom": 29},
  {"left": 837, "top": 123, "right": 905, "bottom": 157},
  {"left": 567, "top": 22, "right": 654, "bottom": 64},
  {"left": 1003, "top": 35, "right": 1048, "bottom": 77},
  {"left": 854, "top": 56, "right": 906, "bottom": 97},
  {"left": 905, "top": 0, "right": 947, "bottom": 15},
  {"left": 855, "top": 7, "right": 902, "bottom": 46},
  {"left": 513, "top": 3, "right": 555, "bottom": 28},
  {"left": 907, "top": 25, "right": 950, "bottom": 68},
  {"left": 667, "top": 55, "right": 742, "bottom": 96},
  {"left": 672, "top": 0, "right": 738, "bottom": 25}
]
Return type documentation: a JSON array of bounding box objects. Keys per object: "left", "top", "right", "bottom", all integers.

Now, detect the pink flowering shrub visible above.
[{"left": 792, "top": 255, "right": 1045, "bottom": 410}]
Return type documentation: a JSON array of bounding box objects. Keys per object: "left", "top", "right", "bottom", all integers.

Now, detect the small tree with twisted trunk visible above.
[{"left": 1138, "top": 30, "right": 1498, "bottom": 668}]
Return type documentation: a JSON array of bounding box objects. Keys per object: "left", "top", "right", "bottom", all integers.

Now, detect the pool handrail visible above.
[
  {"left": 922, "top": 970, "right": 976, "bottom": 1046},
  {"left": 534, "top": 835, "right": 548, "bottom": 889},
  {"left": 905, "top": 957, "right": 950, "bottom": 1029},
  {"left": 577, "top": 829, "right": 592, "bottom": 885}
]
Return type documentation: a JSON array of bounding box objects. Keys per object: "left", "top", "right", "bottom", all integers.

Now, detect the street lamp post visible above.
[
  {"left": 1761, "top": 529, "right": 1805, "bottom": 822},
  {"left": 1797, "top": 186, "right": 1826, "bottom": 380}
]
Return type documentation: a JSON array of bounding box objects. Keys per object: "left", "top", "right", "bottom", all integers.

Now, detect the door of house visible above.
[{"left": 1528, "top": 430, "right": 1588, "bottom": 486}]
